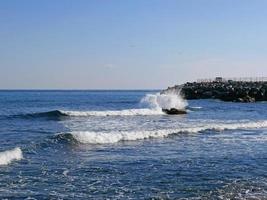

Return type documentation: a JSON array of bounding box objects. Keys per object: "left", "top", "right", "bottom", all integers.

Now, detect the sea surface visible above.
[{"left": 0, "top": 90, "right": 267, "bottom": 199}]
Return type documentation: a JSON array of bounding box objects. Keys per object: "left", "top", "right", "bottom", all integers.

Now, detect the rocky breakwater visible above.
[{"left": 162, "top": 81, "right": 267, "bottom": 102}]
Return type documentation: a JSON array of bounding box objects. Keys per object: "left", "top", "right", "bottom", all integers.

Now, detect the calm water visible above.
[{"left": 0, "top": 90, "right": 267, "bottom": 199}]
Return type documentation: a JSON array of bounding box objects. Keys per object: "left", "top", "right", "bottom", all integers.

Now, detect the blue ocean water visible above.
[{"left": 0, "top": 90, "right": 267, "bottom": 199}]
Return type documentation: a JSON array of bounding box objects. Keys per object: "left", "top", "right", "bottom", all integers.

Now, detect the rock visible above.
[
  {"left": 162, "top": 80, "right": 267, "bottom": 103},
  {"left": 162, "top": 108, "right": 187, "bottom": 115},
  {"left": 243, "top": 96, "right": 255, "bottom": 103},
  {"left": 202, "top": 91, "right": 213, "bottom": 98},
  {"left": 237, "top": 98, "right": 244, "bottom": 103}
]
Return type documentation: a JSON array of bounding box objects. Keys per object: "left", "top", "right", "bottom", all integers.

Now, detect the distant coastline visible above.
[{"left": 162, "top": 77, "right": 267, "bottom": 103}]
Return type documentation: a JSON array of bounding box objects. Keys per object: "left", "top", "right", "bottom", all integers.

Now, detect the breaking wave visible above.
[
  {"left": 12, "top": 110, "right": 68, "bottom": 119},
  {"left": 0, "top": 147, "right": 23, "bottom": 165},
  {"left": 13, "top": 109, "right": 163, "bottom": 118},
  {"left": 14, "top": 92, "right": 188, "bottom": 118},
  {"left": 60, "top": 108, "right": 163, "bottom": 116},
  {"left": 62, "top": 92, "right": 187, "bottom": 116},
  {"left": 141, "top": 92, "right": 188, "bottom": 110},
  {"left": 59, "top": 120, "right": 267, "bottom": 144}
]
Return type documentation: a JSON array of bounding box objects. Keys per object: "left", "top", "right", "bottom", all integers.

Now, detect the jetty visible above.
[{"left": 162, "top": 77, "right": 267, "bottom": 102}]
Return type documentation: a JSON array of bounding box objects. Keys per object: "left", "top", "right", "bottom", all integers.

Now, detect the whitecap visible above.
[
  {"left": 65, "top": 120, "right": 267, "bottom": 144},
  {"left": 0, "top": 147, "right": 23, "bottom": 165},
  {"left": 59, "top": 92, "right": 188, "bottom": 117},
  {"left": 60, "top": 108, "right": 163, "bottom": 117}
]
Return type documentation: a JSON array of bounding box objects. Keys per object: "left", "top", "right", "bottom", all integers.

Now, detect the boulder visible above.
[
  {"left": 236, "top": 95, "right": 255, "bottom": 103},
  {"left": 162, "top": 80, "right": 267, "bottom": 102},
  {"left": 162, "top": 108, "right": 187, "bottom": 115}
]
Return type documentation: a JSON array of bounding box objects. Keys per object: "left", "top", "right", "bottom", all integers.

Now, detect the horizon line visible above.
[{"left": 0, "top": 88, "right": 162, "bottom": 91}]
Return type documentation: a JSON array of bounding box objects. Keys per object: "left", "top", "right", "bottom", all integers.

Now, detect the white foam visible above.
[
  {"left": 61, "top": 108, "right": 163, "bottom": 117},
  {"left": 0, "top": 147, "right": 23, "bottom": 165},
  {"left": 59, "top": 92, "right": 187, "bottom": 117},
  {"left": 68, "top": 120, "right": 267, "bottom": 144},
  {"left": 141, "top": 92, "right": 188, "bottom": 110},
  {"left": 189, "top": 106, "right": 202, "bottom": 109}
]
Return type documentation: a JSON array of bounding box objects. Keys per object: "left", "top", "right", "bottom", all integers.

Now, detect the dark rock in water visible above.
[{"left": 162, "top": 108, "right": 187, "bottom": 115}]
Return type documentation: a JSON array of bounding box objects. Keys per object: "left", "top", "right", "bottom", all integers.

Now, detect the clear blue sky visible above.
[{"left": 1, "top": 0, "right": 267, "bottom": 89}]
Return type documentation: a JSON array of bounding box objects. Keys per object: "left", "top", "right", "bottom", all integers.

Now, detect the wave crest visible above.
[
  {"left": 60, "top": 108, "right": 163, "bottom": 117},
  {"left": 61, "top": 92, "right": 188, "bottom": 117},
  {"left": 141, "top": 92, "right": 188, "bottom": 110},
  {"left": 0, "top": 147, "right": 23, "bottom": 165},
  {"left": 63, "top": 120, "right": 267, "bottom": 144},
  {"left": 13, "top": 110, "right": 68, "bottom": 119},
  {"left": 12, "top": 92, "right": 188, "bottom": 118}
]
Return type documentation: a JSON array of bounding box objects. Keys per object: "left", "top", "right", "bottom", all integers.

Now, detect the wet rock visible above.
[{"left": 162, "top": 108, "right": 187, "bottom": 115}]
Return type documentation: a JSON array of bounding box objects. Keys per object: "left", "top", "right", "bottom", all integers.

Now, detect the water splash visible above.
[
  {"left": 141, "top": 91, "right": 188, "bottom": 110},
  {"left": 0, "top": 147, "right": 23, "bottom": 165}
]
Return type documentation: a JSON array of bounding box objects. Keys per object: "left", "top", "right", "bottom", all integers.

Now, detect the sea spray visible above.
[
  {"left": 141, "top": 91, "right": 188, "bottom": 110},
  {"left": 0, "top": 147, "right": 23, "bottom": 165}
]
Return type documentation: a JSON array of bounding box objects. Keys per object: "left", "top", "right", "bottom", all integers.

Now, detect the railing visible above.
[{"left": 197, "top": 77, "right": 267, "bottom": 83}]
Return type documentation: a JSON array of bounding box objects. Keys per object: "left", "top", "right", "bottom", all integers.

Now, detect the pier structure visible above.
[
  {"left": 163, "top": 77, "right": 267, "bottom": 102},
  {"left": 197, "top": 77, "right": 267, "bottom": 83}
]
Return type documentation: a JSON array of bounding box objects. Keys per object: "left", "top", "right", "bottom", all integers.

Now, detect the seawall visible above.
[{"left": 162, "top": 80, "right": 267, "bottom": 102}]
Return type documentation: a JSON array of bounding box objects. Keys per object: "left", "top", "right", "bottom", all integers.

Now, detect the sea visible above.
[{"left": 0, "top": 90, "right": 267, "bottom": 199}]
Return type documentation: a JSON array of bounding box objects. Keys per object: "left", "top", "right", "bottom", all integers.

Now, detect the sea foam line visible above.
[
  {"left": 0, "top": 147, "right": 23, "bottom": 165},
  {"left": 60, "top": 108, "right": 164, "bottom": 117},
  {"left": 67, "top": 120, "right": 267, "bottom": 144}
]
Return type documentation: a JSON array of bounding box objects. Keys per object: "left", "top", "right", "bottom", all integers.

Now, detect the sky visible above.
[{"left": 1, "top": 0, "right": 267, "bottom": 89}]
